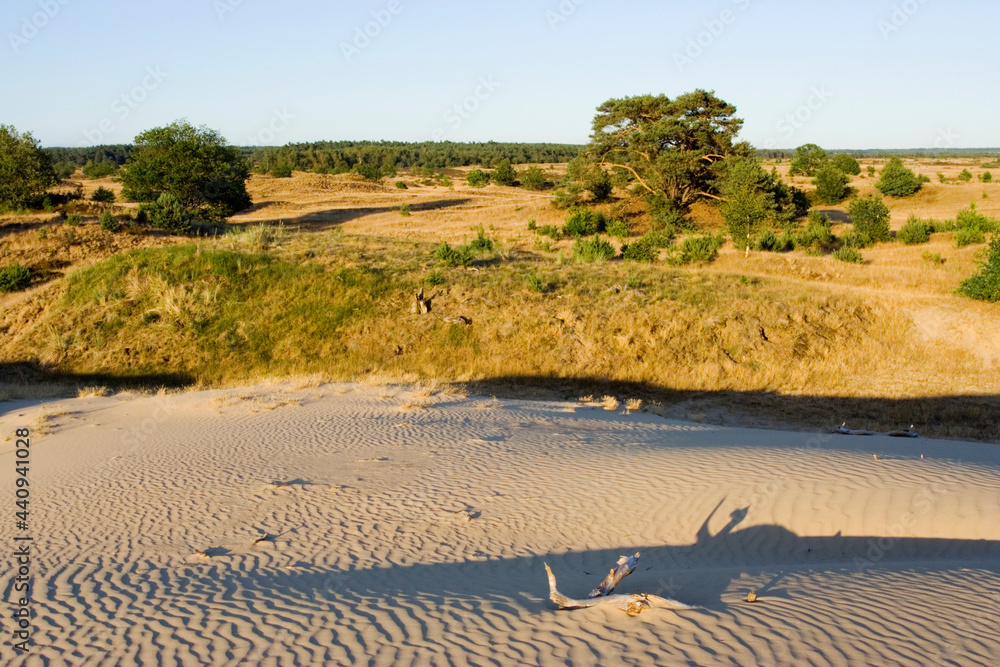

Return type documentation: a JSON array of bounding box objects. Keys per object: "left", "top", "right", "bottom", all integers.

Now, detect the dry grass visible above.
[{"left": 1, "top": 162, "right": 998, "bottom": 440}]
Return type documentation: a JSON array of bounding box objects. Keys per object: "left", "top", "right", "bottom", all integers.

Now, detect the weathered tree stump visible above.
[
  {"left": 410, "top": 288, "right": 432, "bottom": 315},
  {"left": 544, "top": 552, "right": 692, "bottom": 616}
]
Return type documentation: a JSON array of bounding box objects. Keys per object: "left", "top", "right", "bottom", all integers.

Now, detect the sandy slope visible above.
[{"left": 1, "top": 383, "right": 998, "bottom": 666}]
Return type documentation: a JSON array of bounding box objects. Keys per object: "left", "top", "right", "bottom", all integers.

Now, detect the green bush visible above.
[
  {"left": 958, "top": 169, "right": 973, "bottom": 182},
  {"left": 813, "top": 164, "right": 850, "bottom": 204},
  {"left": 572, "top": 235, "right": 616, "bottom": 262},
  {"left": 519, "top": 166, "right": 547, "bottom": 191},
  {"left": 434, "top": 242, "right": 474, "bottom": 267},
  {"left": 0, "top": 264, "right": 31, "bottom": 292},
  {"left": 954, "top": 228, "right": 986, "bottom": 248},
  {"left": 142, "top": 192, "right": 192, "bottom": 233},
  {"left": 981, "top": 171, "right": 993, "bottom": 183},
  {"left": 562, "top": 208, "right": 607, "bottom": 237},
  {"left": 399, "top": 203, "right": 410, "bottom": 216},
  {"left": 866, "top": 165, "right": 876, "bottom": 177},
  {"left": 957, "top": 237, "right": 1000, "bottom": 301},
  {"left": 917, "top": 173, "right": 932, "bottom": 183},
  {"left": 526, "top": 271, "right": 551, "bottom": 293},
  {"left": 831, "top": 154, "right": 861, "bottom": 175},
  {"left": 679, "top": 234, "right": 723, "bottom": 263},
  {"left": 793, "top": 218, "right": 836, "bottom": 253},
  {"left": 91, "top": 186, "right": 116, "bottom": 204},
  {"left": 840, "top": 229, "right": 872, "bottom": 249},
  {"left": 754, "top": 228, "right": 793, "bottom": 252},
  {"left": 643, "top": 228, "right": 676, "bottom": 248},
  {"left": 876, "top": 157, "right": 921, "bottom": 197},
  {"left": 492, "top": 159, "right": 517, "bottom": 186},
  {"left": 938, "top": 172, "right": 948, "bottom": 183},
  {"left": 789, "top": 144, "right": 827, "bottom": 176},
  {"left": 538, "top": 224, "right": 561, "bottom": 240},
  {"left": 551, "top": 184, "right": 582, "bottom": 209},
  {"left": 270, "top": 162, "right": 293, "bottom": 178},
  {"left": 468, "top": 225, "right": 495, "bottom": 253},
  {"left": 99, "top": 211, "right": 119, "bottom": 232},
  {"left": 395, "top": 181, "right": 408, "bottom": 189},
  {"left": 897, "top": 214, "right": 932, "bottom": 245},
  {"left": 847, "top": 194, "right": 891, "bottom": 243},
  {"left": 621, "top": 236, "right": 657, "bottom": 262},
  {"left": 584, "top": 170, "right": 613, "bottom": 202},
  {"left": 66, "top": 214, "right": 83, "bottom": 226},
  {"left": 526, "top": 219, "right": 537, "bottom": 231},
  {"left": 425, "top": 270, "right": 444, "bottom": 285},
  {"left": 922, "top": 250, "right": 945, "bottom": 265},
  {"left": 605, "top": 218, "right": 629, "bottom": 238},
  {"left": 955, "top": 202, "right": 999, "bottom": 233},
  {"left": 466, "top": 169, "right": 490, "bottom": 187},
  {"left": 832, "top": 247, "right": 865, "bottom": 264},
  {"left": 354, "top": 163, "right": 382, "bottom": 181},
  {"left": 53, "top": 162, "right": 75, "bottom": 180},
  {"left": 81, "top": 160, "right": 119, "bottom": 179},
  {"left": 930, "top": 218, "right": 957, "bottom": 233}
]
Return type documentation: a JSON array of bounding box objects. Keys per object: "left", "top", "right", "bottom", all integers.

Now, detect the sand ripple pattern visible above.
[{"left": 1, "top": 383, "right": 998, "bottom": 665}]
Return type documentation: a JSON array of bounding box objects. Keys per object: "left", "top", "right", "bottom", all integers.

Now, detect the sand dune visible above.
[{"left": 1, "top": 383, "right": 998, "bottom": 665}]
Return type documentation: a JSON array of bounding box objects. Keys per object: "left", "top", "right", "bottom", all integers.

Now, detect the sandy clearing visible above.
[{"left": 1, "top": 382, "right": 998, "bottom": 666}]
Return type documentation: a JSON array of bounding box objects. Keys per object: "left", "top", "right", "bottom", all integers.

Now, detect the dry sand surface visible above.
[{"left": 2, "top": 382, "right": 998, "bottom": 666}]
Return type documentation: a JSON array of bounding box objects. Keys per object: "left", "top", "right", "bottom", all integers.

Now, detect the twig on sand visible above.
[{"left": 544, "top": 552, "right": 692, "bottom": 616}]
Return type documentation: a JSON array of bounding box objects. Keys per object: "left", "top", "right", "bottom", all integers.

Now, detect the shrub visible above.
[
  {"left": 679, "top": 234, "right": 723, "bottom": 263},
  {"left": 831, "top": 154, "right": 861, "bottom": 175},
  {"left": 99, "top": 211, "right": 119, "bottom": 232},
  {"left": 66, "top": 214, "right": 83, "bottom": 226},
  {"left": 492, "top": 159, "right": 517, "bottom": 186},
  {"left": 81, "top": 159, "right": 119, "bottom": 179},
  {"left": 526, "top": 271, "right": 551, "bottom": 293},
  {"left": 832, "top": 247, "right": 865, "bottom": 264},
  {"left": 53, "top": 162, "right": 75, "bottom": 180},
  {"left": 840, "top": 229, "right": 872, "bottom": 249},
  {"left": 466, "top": 169, "right": 490, "bottom": 187},
  {"left": 0, "top": 125, "right": 56, "bottom": 209},
  {"left": 92, "top": 186, "right": 116, "bottom": 203},
  {"left": 955, "top": 202, "right": 999, "bottom": 233},
  {"left": 876, "top": 157, "right": 921, "bottom": 197},
  {"left": 982, "top": 171, "right": 993, "bottom": 183},
  {"left": 954, "top": 228, "right": 986, "bottom": 248},
  {"left": 551, "top": 184, "right": 582, "bottom": 209},
  {"left": 395, "top": 181, "right": 408, "bottom": 189},
  {"left": 930, "top": 218, "right": 957, "bottom": 233},
  {"left": 585, "top": 170, "right": 613, "bottom": 202},
  {"left": 519, "top": 166, "right": 547, "bottom": 191},
  {"left": 922, "top": 250, "right": 945, "bottom": 265},
  {"left": 399, "top": 203, "right": 410, "bottom": 216},
  {"left": 538, "top": 224, "right": 561, "bottom": 240},
  {"left": 813, "top": 164, "right": 850, "bottom": 203},
  {"left": 572, "top": 235, "right": 616, "bottom": 262},
  {"left": 866, "top": 165, "right": 876, "bottom": 177},
  {"left": 0, "top": 264, "right": 31, "bottom": 292},
  {"left": 958, "top": 169, "right": 973, "bottom": 182},
  {"left": 143, "top": 192, "right": 192, "bottom": 233},
  {"left": 755, "top": 228, "right": 793, "bottom": 252},
  {"left": 793, "top": 217, "right": 836, "bottom": 253},
  {"left": 527, "top": 219, "right": 537, "bottom": 231},
  {"left": 938, "top": 172, "right": 948, "bottom": 183},
  {"left": 468, "top": 225, "right": 495, "bottom": 253},
  {"left": 36, "top": 227, "right": 48, "bottom": 239},
  {"left": 898, "top": 214, "right": 932, "bottom": 245},
  {"left": 425, "top": 270, "right": 444, "bottom": 286},
  {"left": 643, "top": 228, "right": 676, "bottom": 248},
  {"left": 355, "top": 163, "right": 382, "bottom": 181},
  {"left": 605, "top": 218, "right": 629, "bottom": 238},
  {"left": 917, "top": 173, "right": 932, "bottom": 183},
  {"left": 270, "top": 162, "right": 293, "bottom": 178},
  {"left": 434, "top": 242, "right": 474, "bottom": 267},
  {"left": 847, "top": 194, "right": 891, "bottom": 243},
  {"left": 562, "top": 208, "right": 607, "bottom": 237},
  {"left": 621, "top": 236, "right": 657, "bottom": 262},
  {"left": 957, "top": 237, "right": 1000, "bottom": 301}
]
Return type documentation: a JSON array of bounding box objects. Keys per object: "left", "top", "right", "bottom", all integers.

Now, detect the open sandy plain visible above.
[{"left": 1, "top": 381, "right": 998, "bottom": 665}]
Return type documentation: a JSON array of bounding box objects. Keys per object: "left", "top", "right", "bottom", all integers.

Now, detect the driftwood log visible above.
[{"left": 544, "top": 552, "right": 691, "bottom": 616}]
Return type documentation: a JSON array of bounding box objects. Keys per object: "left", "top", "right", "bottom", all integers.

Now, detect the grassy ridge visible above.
[{"left": 58, "top": 245, "right": 399, "bottom": 381}]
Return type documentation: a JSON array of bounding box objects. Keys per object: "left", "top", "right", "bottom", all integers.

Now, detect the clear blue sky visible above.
[{"left": 2, "top": 0, "right": 997, "bottom": 149}]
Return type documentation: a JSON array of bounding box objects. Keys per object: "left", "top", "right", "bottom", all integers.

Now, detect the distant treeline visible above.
[
  {"left": 757, "top": 148, "right": 1000, "bottom": 160},
  {"left": 44, "top": 141, "right": 584, "bottom": 173}
]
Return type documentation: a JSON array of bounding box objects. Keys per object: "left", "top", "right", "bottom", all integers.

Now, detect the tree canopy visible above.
[
  {"left": 0, "top": 125, "right": 56, "bottom": 208},
  {"left": 788, "top": 144, "right": 828, "bottom": 177},
  {"left": 121, "top": 120, "right": 251, "bottom": 219},
  {"left": 876, "top": 157, "right": 921, "bottom": 197},
  {"left": 585, "top": 90, "right": 749, "bottom": 211}
]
